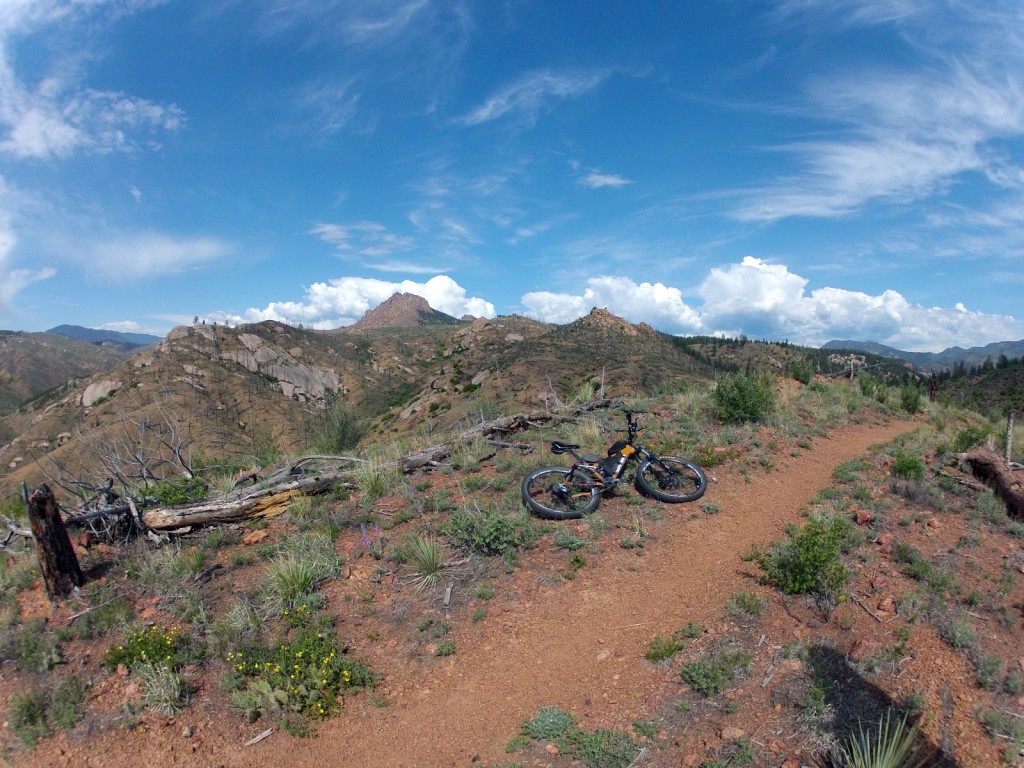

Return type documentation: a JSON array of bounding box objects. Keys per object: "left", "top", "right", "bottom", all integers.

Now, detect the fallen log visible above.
[
  {"left": 55, "top": 405, "right": 609, "bottom": 534},
  {"left": 961, "top": 448, "right": 1024, "bottom": 519},
  {"left": 140, "top": 465, "right": 357, "bottom": 530}
]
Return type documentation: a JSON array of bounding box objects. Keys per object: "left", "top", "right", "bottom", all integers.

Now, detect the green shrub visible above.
[
  {"left": 953, "top": 425, "right": 988, "bottom": 453},
  {"left": 567, "top": 727, "right": 640, "bottom": 768},
  {"left": 147, "top": 476, "right": 208, "bottom": 505},
  {"left": 312, "top": 400, "right": 367, "bottom": 453},
  {"left": 435, "top": 639, "right": 456, "bottom": 657},
  {"left": 2, "top": 618, "right": 62, "bottom": 671},
  {"left": 519, "top": 707, "right": 640, "bottom": 768},
  {"left": 751, "top": 516, "right": 852, "bottom": 603},
  {"left": 103, "top": 624, "right": 191, "bottom": 671},
  {"left": 521, "top": 706, "right": 577, "bottom": 741},
  {"left": 228, "top": 626, "right": 375, "bottom": 722},
  {"left": 644, "top": 622, "right": 702, "bottom": 662},
  {"left": 49, "top": 674, "right": 86, "bottom": 729},
  {"left": 713, "top": 372, "right": 776, "bottom": 424},
  {"left": 899, "top": 386, "right": 923, "bottom": 414},
  {"left": 681, "top": 647, "right": 752, "bottom": 697},
  {"left": 9, "top": 687, "right": 50, "bottom": 747},
  {"left": 892, "top": 451, "right": 925, "bottom": 481},
  {"left": 786, "top": 358, "right": 815, "bottom": 385},
  {"left": 553, "top": 526, "right": 587, "bottom": 551},
  {"left": 726, "top": 590, "right": 767, "bottom": 619},
  {"left": 444, "top": 505, "right": 538, "bottom": 557}
]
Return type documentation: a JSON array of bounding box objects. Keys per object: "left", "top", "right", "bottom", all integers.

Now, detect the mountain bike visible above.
[{"left": 521, "top": 411, "right": 707, "bottom": 520}]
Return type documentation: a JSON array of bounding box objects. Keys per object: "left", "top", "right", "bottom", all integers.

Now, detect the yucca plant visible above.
[
  {"left": 400, "top": 534, "right": 450, "bottom": 594},
  {"left": 815, "top": 710, "right": 932, "bottom": 768}
]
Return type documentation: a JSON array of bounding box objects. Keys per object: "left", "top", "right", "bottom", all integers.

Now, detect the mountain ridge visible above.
[
  {"left": 824, "top": 338, "right": 1024, "bottom": 371},
  {"left": 47, "top": 324, "right": 162, "bottom": 348}
]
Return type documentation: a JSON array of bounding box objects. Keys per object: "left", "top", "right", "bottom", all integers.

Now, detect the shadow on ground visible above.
[{"left": 809, "top": 644, "right": 960, "bottom": 767}]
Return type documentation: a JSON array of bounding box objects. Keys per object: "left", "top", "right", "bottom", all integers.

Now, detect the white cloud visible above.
[
  {"left": 213, "top": 275, "right": 496, "bottom": 330},
  {"left": 734, "top": 4, "right": 1024, "bottom": 222},
  {"left": 457, "top": 69, "right": 608, "bottom": 127},
  {"left": 696, "top": 257, "right": 1021, "bottom": 351},
  {"left": 0, "top": 2, "right": 185, "bottom": 161},
  {"left": 0, "top": 181, "right": 56, "bottom": 308},
  {"left": 67, "top": 233, "right": 233, "bottom": 281},
  {"left": 522, "top": 276, "right": 703, "bottom": 333},
  {"left": 580, "top": 171, "right": 632, "bottom": 189},
  {"left": 311, "top": 221, "right": 416, "bottom": 257},
  {"left": 518, "top": 258, "right": 1021, "bottom": 352}
]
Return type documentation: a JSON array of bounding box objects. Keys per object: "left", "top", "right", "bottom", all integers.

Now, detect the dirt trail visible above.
[
  {"left": 27, "top": 417, "right": 918, "bottom": 768},
  {"left": 255, "top": 418, "right": 916, "bottom": 768}
]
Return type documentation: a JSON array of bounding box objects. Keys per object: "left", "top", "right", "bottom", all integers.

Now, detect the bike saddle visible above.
[{"left": 550, "top": 442, "right": 579, "bottom": 454}]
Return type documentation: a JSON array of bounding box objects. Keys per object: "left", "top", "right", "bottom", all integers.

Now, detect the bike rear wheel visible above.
[
  {"left": 636, "top": 457, "right": 707, "bottom": 503},
  {"left": 521, "top": 466, "right": 601, "bottom": 520}
]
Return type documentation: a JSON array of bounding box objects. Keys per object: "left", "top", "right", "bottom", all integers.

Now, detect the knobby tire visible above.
[
  {"left": 636, "top": 456, "right": 707, "bottom": 503},
  {"left": 521, "top": 466, "right": 601, "bottom": 520}
]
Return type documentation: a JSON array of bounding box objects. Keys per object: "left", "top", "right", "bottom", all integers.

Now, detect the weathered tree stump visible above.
[{"left": 27, "top": 484, "right": 84, "bottom": 601}]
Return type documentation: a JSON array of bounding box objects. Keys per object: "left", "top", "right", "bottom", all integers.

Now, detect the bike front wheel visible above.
[
  {"left": 636, "top": 457, "right": 707, "bottom": 503},
  {"left": 521, "top": 466, "right": 601, "bottom": 520}
]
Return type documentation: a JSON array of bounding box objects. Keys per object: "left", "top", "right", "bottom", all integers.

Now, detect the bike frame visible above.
[{"left": 556, "top": 412, "right": 667, "bottom": 493}]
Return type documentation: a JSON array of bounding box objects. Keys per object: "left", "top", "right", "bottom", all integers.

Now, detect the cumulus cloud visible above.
[
  {"left": 212, "top": 275, "right": 496, "bottom": 330},
  {"left": 522, "top": 276, "right": 702, "bottom": 332},
  {"left": 519, "top": 258, "right": 1021, "bottom": 352},
  {"left": 698, "top": 257, "right": 1021, "bottom": 351}
]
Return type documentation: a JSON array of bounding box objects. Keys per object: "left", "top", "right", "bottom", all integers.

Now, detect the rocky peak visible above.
[
  {"left": 576, "top": 307, "right": 653, "bottom": 337},
  {"left": 350, "top": 293, "right": 458, "bottom": 330}
]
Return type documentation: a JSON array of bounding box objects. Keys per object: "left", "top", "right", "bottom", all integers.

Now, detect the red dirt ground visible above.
[{"left": 8, "top": 414, "right": 1020, "bottom": 767}]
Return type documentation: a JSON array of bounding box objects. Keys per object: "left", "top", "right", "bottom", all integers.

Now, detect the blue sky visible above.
[{"left": 1, "top": 0, "right": 1023, "bottom": 352}]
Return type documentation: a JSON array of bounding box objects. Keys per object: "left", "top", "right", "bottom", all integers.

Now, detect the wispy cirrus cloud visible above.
[
  {"left": 311, "top": 221, "right": 416, "bottom": 257},
  {"left": 733, "top": 2, "right": 1024, "bottom": 223},
  {"left": 50, "top": 231, "right": 233, "bottom": 281},
  {"left": 252, "top": 0, "right": 433, "bottom": 47},
  {"left": 457, "top": 68, "right": 609, "bottom": 127}
]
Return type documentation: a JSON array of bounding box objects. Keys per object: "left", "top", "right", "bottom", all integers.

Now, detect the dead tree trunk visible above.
[
  {"left": 27, "top": 484, "right": 84, "bottom": 601},
  {"left": 963, "top": 448, "right": 1024, "bottom": 519}
]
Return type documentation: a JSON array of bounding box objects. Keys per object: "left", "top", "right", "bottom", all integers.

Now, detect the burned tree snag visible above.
[{"left": 27, "top": 484, "right": 83, "bottom": 601}]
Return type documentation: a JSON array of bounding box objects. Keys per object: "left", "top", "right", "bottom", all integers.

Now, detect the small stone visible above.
[
  {"left": 855, "top": 509, "right": 875, "bottom": 525},
  {"left": 721, "top": 726, "right": 746, "bottom": 740},
  {"left": 877, "top": 596, "right": 896, "bottom": 613},
  {"left": 182, "top": 726, "right": 192, "bottom": 738},
  {"left": 545, "top": 743, "right": 560, "bottom": 755},
  {"left": 849, "top": 639, "right": 877, "bottom": 663},
  {"left": 927, "top": 518, "right": 940, "bottom": 529}
]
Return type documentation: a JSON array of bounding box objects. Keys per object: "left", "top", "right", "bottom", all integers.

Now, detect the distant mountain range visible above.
[
  {"left": 823, "top": 338, "right": 1024, "bottom": 372},
  {"left": 47, "top": 324, "right": 162, "bottom": 348}
]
